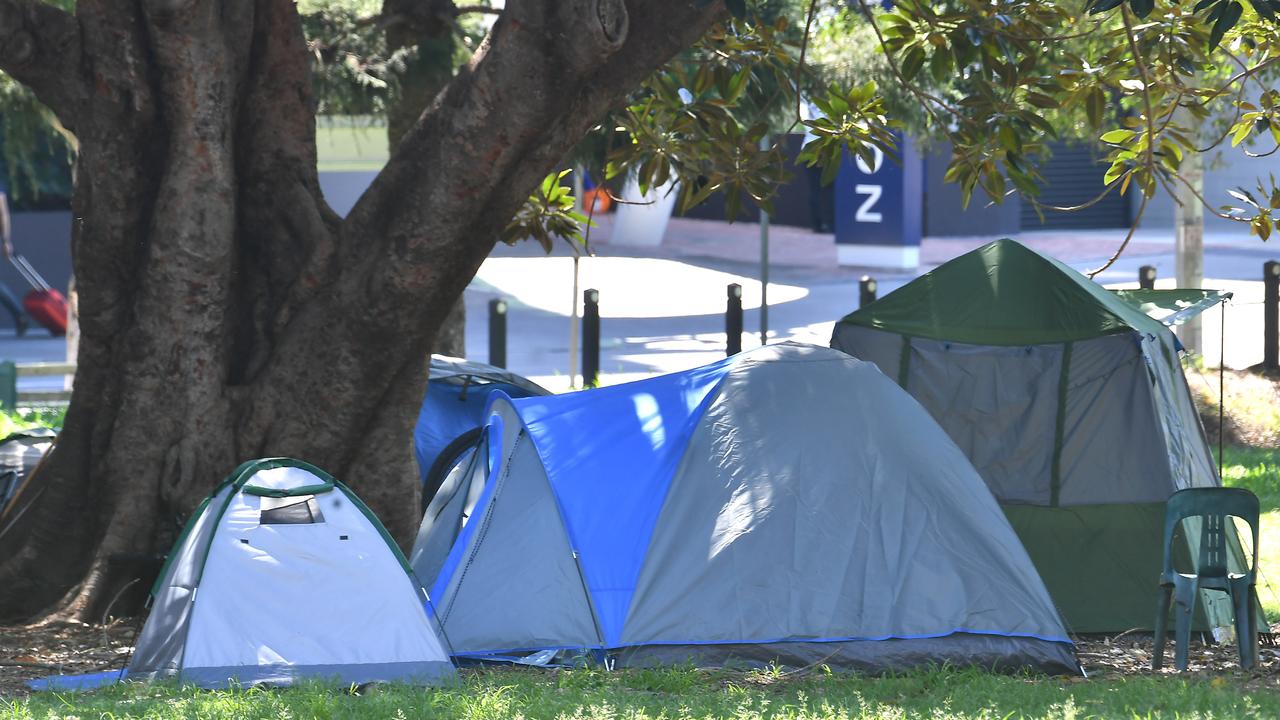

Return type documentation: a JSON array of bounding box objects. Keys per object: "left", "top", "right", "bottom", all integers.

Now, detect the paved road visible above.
[{"left": 2, "top": 219, "right": 1276, "bottom": 397}]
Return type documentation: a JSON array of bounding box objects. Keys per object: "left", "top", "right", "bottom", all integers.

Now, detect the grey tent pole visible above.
[
  {"left": 569, "top": 547, "right": 608, "bottom": 662},
  {"left": 420, "top": 585, "right": 459, "bottom": 659},
  {"left": 569, "top": 167, "right": 583, "bottom": 386},
  {"left": 759, "top": 134, "right": 770, "bottom": 346},
  {"left": 1219, "top": 299, "right": 1225, "bottom": 478}
]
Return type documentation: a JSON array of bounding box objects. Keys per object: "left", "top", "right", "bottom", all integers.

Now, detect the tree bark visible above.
[
  {"left": 1174, "top": 145, "right": 1204, "bottom": 355},
  {"left": 384, "top": 0, "right": 466, "bottom": 358},
  {"left": 0, "top": 0, "right": 725, "bottom": 622}
]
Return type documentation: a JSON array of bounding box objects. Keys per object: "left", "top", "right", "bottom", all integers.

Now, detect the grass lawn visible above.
[
  {"left": 2, "top": 429, "right": 1276, "bottom": 719},
  {"left": 1220, "top": 446, "right": 1280, "bottom": 619},
  {"left": 5, "top": 666, "right": 1280, "bottom": 720},
  {"left": 0, "top": 409, "right": 63, "bottom": 437}
]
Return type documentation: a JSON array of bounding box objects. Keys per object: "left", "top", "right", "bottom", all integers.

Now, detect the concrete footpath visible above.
[
  {"left": 466, "top": 217, "right": 1279, "bottom": 390},
  {"left": 0, "top": 217, "right": 1276, "bottom": 396}
]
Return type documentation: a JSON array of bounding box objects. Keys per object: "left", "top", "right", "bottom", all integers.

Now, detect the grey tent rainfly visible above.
[
  {"left": 831, "top": 239, "right": 1255, "bottom": 634},
  {"left": 416, "top": 342, "right": 1080, "bottom": 675},
  {"left": 0, "top": 428, "right": 55, "bottom": 518},
  {"left": 128, "top": 458, "right": 455, "bottom": 688}
]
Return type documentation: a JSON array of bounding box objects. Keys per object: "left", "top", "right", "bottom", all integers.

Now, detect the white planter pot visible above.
[{"left": 610, "top": 176, "right": 679, "bottom": 247}]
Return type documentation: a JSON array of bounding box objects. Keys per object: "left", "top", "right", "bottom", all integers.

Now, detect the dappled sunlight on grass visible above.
[
  {"left": 6, "top": 666, "right": 1280, "bottom": 719},
  {"left": 0, "top": 408, "right": 62, "bottom": 437},
  {"left": 1219, "top": 447, "right": 1280, "bottom": 620}
]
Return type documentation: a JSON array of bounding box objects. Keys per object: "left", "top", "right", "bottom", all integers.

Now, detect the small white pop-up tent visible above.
[{"left": 128, "top": 458, "right": 455, "bottom": 688}]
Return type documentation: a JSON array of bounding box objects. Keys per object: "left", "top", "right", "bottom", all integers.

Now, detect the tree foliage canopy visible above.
[
  {"left": 3, "top": 0, "right": 1279, "bottom": 262},
  {"left": 509, "top": 0, "right": 1280, "bottom": 260}
]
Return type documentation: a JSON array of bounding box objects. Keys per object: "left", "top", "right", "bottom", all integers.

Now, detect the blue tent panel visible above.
[
  {"left": 415, "top": 380, "right": 541, "bottom": 482},
  {"left": 509, "top": 355, "right": 736, "bottom": 646}
]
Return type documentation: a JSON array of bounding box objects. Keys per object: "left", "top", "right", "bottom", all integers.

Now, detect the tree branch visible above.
[
  {"left": 1087, "top": 6, "right": 1155, "bottom": 279},
  {"left": 342, "top": 0, "right": 722, "bottom": 328},
  {"left": 454, "top": 4, "right": 501, "bottom": 15},
  {"left": 854, "top": 0, "right": 964, "bottom": 128},
  {"left": 0, "top": 0, "right": 86, "bottom": 126}
]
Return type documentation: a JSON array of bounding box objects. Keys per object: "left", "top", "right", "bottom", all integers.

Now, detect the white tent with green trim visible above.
[
  {"left": 831, "top": 239, "right": 1255, "bottom": 634},
  {"left": 128, "top": 458, "right": 455, "bottom": 688}
]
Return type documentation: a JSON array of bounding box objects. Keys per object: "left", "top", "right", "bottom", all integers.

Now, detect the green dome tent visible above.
[{"left": 831, "top": 239, "right": 1255, "bottom": 634}]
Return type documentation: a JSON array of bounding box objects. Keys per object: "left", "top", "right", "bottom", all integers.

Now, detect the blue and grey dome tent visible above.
[{"left": 418, "top": 343, "right": 1078, "bottom": 674}]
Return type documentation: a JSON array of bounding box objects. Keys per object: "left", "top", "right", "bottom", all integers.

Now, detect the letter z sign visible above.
[
  {"left": 853, "top": 148, "right": 884, "bottom": 223},
  {"left": 834, "top": 135, "right": 922, "bottom": 256}
]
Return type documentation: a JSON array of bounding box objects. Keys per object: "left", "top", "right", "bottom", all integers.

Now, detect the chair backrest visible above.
[{"left": 1162, "top": 487, "right": 1260, "bottom": 580}]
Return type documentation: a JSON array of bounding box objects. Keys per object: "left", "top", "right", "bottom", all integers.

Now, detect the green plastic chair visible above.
[{"left": 1152, "top": 487, "right": 1260, "bottom": 671}]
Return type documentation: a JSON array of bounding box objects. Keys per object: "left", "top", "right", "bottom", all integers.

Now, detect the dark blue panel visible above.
[{"left": 834, "top": 135, "right": 922, "bottom": 248}]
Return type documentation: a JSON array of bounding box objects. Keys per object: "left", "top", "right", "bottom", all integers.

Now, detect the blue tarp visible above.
[{"left": 27, "top": 669, "right": 126, "bottom": 691}]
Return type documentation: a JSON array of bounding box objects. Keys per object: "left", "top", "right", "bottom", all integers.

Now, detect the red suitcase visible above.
[{"left": 10, "top": 254, "right": 67, "bottom": 336}]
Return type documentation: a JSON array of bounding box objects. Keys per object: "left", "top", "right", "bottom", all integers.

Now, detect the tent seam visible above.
[{"left": 1049, "top": 342, "right": 1072, "bottom": 507}]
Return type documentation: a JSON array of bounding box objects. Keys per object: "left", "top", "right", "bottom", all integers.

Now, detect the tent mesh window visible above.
[{"left": 259, "top": 495, "right": 326, "bottom": 525}]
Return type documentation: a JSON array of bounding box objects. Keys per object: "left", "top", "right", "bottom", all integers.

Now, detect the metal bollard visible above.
[
  {"left": 859, "top": 276, "right": 878, "bottom": 308},
  {"left": 1265, "top": 261, "right": 1279, "bottom": 371},
  {"left": 488, "top": 298, "right": 507, "bottom": 369},
  {"left": 726, "top": 284, "right": 743, "bottom": 356},
  {"left": 583, "top": 289, "right": 600, "bottom": 387},
  {"left": 1139, "top": 265, "right": 1157, "bottom": 290},
  {"left": 0, "top": 361, "right": 14, "bottom": 411}
]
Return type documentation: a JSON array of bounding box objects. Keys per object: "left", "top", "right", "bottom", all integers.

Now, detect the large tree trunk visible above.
[
  {"left": 0, "top": 0, "right": 723, "bottom": 622},
  {"left": 384, "top": 0, "right": 465, "bottom": 357}
]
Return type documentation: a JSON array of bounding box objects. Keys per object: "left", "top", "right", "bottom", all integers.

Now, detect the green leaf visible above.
[
  {"left": 1023, "top": 112, "right": 1059, "bottom": 139},
  {"left": 1103, "top": 161, "right": 1127, "bottom": 185},
  {"left": 1232, "top": 121, "right": 1253, "bottom": 147},
  {"left": 1228, "top": 188, "right": 1260, "bottom": 207},
  {"left": 929, "top": 46, "right": 952, "bottom": 83},
  {"left": 724, "top": 0, "right": 747, "bottom": 19},
  {"left": 1101, "top": 129, "right": 1136, "bottom": 144},
  {"left": 900, "top": 46, "right": 926, "bottom": 81},
  {"left": 1209, "top": 1, "right": 1242, "bottom": 49},
  {"left": 1087, "top": 87, "right": 1106, "bottom": 129},
  {"left": 998, "top": 125, "right": 1020, "bottom": 152},
  {"left": 1254, "top": 214, "right": 1273, "bottom": 241},
  {"left": 1025, "top": 92, "right": 1059, "bottom": 109}
]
